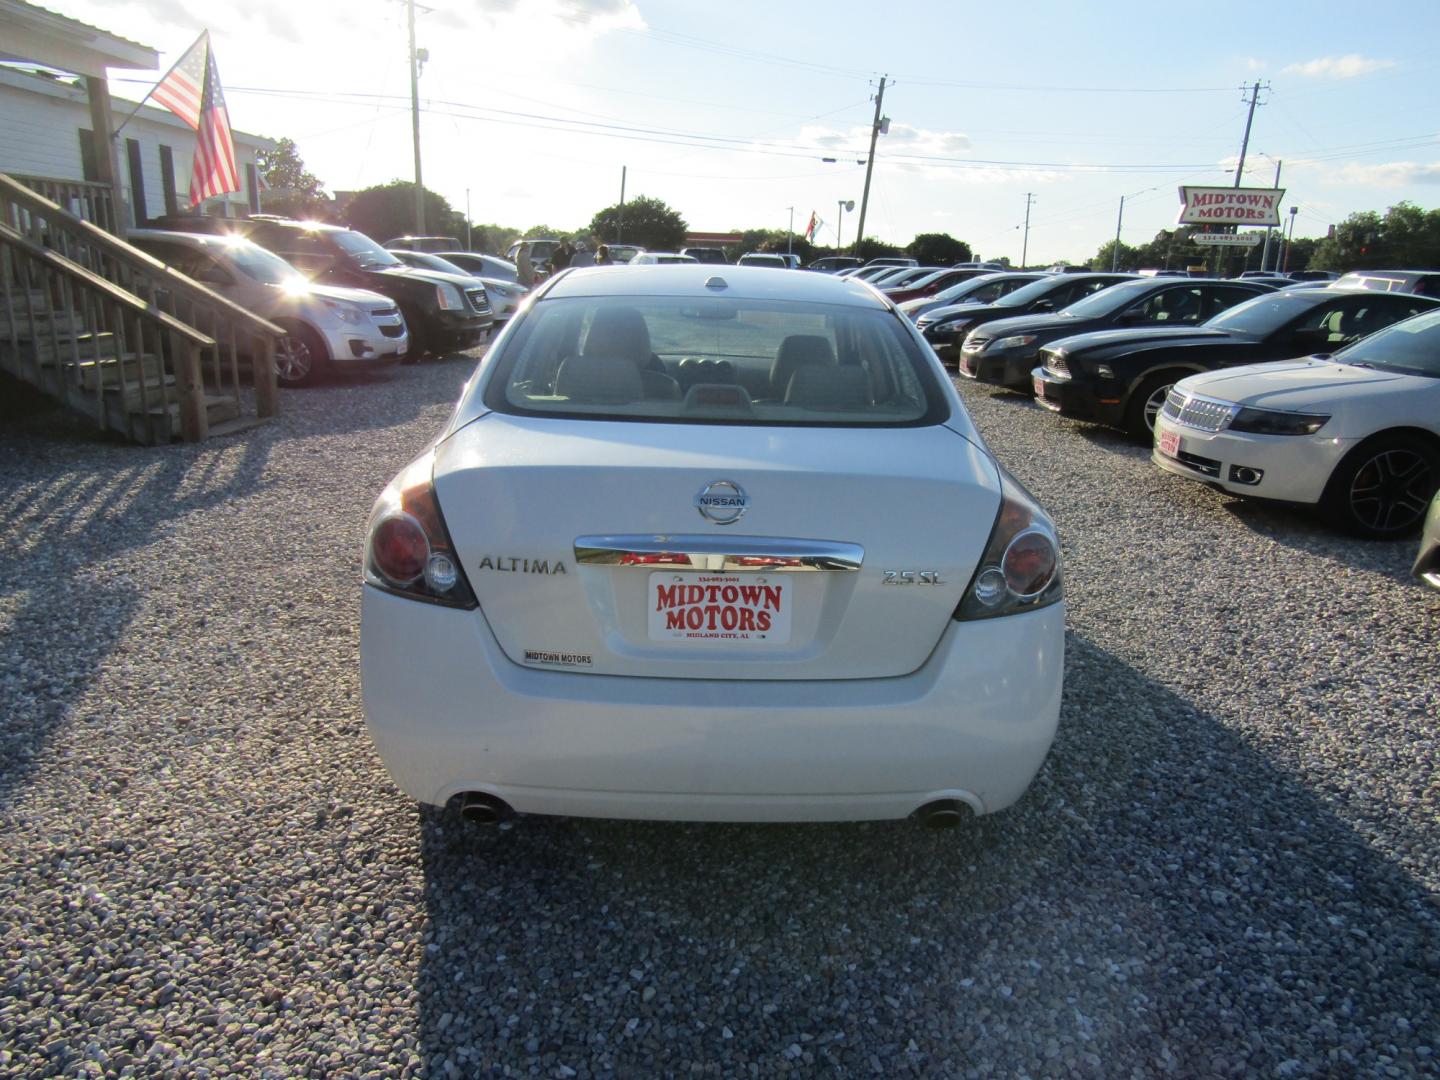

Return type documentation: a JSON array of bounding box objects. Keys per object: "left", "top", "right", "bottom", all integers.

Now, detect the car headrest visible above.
[
  {"left": 784, "top": 366, "right": 872, "bottom": 410},
  {"left": 554, "top": 354, "right": 643, "bottom": 404},
  {"left": 771, "top": 334, "right": 836, "bottom": 396},
  {"left": 582, "top": 306, "right": 652, "bottom": 362}
]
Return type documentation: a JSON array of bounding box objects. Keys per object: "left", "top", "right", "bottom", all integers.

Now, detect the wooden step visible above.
[{"left": 0, "top": 310, "right": 89, "bottom": 341}]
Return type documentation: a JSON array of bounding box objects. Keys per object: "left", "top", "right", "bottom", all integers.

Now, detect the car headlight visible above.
[
  {"left": 435, "top": 283, "right": 466, "bottom": 310},
  {"left": 489, "top": 282, "right": 524, "bottom": 299},
  {"left": 321, "top": 298, "right": 366, "bottom": 325},
  {"left": 993, "top": 334, "right": 1037, "bottom": 351},
  {"left": 935, "top": 318, "right": 972, "bottom": 333},
  {"left": 1226, "top": 406, "right": 1330, "bottom": 436}
]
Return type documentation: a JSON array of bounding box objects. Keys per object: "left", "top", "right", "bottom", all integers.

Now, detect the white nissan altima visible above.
[
  {"left": 1153, "top": 307, "right": 1440, "bottom": 538},
  {"left": 360, "top": 265, "right": 1064, "bottom": 826}
]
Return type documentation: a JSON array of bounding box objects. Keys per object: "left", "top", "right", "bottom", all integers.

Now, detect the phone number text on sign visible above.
[{"left": 648, "top": 573, "right": 792, "bottom": 644}]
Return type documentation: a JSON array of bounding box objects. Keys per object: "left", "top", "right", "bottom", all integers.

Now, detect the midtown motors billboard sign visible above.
[{"left": 1177, "top": 187, "right": 1286, "bottom": 227}]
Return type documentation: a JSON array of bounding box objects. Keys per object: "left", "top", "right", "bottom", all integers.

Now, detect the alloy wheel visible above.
[
  {"left": 275, "top": 334, "right": 313, "bottom": 383},
  {"left": 1347, "top": 448, "right": 1434, "bottom": 534},
  {"left": 1142, "top": 383, "right": 1173, "bottom": 433}
]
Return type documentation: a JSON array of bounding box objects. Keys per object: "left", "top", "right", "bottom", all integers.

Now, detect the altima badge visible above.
[{"left": 695, "top": 480, "right": 749, "bottom": 525}]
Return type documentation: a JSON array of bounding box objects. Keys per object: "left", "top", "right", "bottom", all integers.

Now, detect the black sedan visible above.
[
  {"left": 1032, "top": 287, "right": 1439, "bottom": 437},
  {"left": 920, "top": 273, "right": 1136, "bottom": 364},
  {"left": 958, "top": 278, "right": 1273, "bottom": 391}
]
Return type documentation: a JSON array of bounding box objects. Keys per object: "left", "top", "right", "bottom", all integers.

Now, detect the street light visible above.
[
  {"left": 836, "top": 199, "right": 854, "bottom": 253},
  {"left": 1282, "top": 205, "right": 1299, "bottom": 272}
]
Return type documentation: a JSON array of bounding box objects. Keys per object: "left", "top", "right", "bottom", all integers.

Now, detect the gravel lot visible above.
[{"left": 1, "top": 354, "right": 1437, "bottom": 1078}]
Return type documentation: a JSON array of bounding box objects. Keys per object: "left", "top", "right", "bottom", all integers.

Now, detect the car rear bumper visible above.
[{"left": 360, "top": 586, "right": 1064, "bottom": 821}]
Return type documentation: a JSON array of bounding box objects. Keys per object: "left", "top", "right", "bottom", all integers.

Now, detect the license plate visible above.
[
  {"left": 1158, "top": 429, "right": 1180, "bottom": 458},
  {"left": 648, "top": 572, "right": 792, "bottom": 644},
  {"left": 1033, "top": 375, "right": 1046, "bottom": 399}
]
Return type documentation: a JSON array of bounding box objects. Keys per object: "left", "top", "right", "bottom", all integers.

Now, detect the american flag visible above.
[{"left": 149, "top": 32, "right": 240, "bottom": 206}]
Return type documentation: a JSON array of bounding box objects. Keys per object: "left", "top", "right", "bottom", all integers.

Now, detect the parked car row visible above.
[{"left": 921, "top": 265, "right": 1440, "bottom": 541}]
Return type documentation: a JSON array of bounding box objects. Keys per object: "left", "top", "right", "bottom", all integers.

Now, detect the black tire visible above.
[
  {"left": 274, "top": 321, "right": 326, "bottom": 386},
  {"left": 1124, "top": 372, "right": 1183, "bottom": 440},
  {"left": 1321, "top": 433, "right": 1440, "bottom": 538}
]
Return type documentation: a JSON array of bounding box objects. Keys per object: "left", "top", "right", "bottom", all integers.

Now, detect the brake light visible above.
[
  {"left": 954, "top": 467, "right": 1062, "bottom": 621},
  {"left": 364, "top": 452, "right": 477, "bottom": 608}
]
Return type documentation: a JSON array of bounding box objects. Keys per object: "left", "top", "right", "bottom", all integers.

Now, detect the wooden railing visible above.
[
  {"left": 0, "top": 172, "right": 283, "bottom": 434},
  {"left": 1, "top": 221, "right": 215, "bottom": 442},
  {"left": 10, "top": 175, "right": 119, "bottom": 235}
]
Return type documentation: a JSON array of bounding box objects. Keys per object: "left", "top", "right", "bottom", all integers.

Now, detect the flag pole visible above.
[{"left": 114, "top": 30, "right": 207, "bottom": 138}]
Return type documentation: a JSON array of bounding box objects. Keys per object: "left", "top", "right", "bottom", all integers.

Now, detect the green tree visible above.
[
  {"left": 589, "top": 196, "right": 687, "bottom": 251},
  {"left": 342, "top": 181, "right": 460, "bottom": 243},
  {"left": 852, "top": 236, "right": 902, "bottom": 262},
  {"left": 1307, "top": 203, "right": 1440, "bottom": 272},
  {"left": 906, "top": 232, "right": 971, "bottom": 265},
  {"left": 1088, "top": 239, "right": 1142, "bottom": 271},
  {"left": 255, "top": 137, "right": 329, "bottom": 219},
  {"left": 734, "top": 228, "right": 815, "bottom": 262}
]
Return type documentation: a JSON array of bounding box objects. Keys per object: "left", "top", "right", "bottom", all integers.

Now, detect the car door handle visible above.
[{"left": 574, "top": 534, "right": 863, "bottom": 572}]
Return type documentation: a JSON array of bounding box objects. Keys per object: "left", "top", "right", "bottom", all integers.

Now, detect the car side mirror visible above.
[
  {"left": 1116, "top": 309, "right": 1143, "bottom": 324},
  {"left": 1031, "top": 299, "right": 1054, "bottom": 312}
]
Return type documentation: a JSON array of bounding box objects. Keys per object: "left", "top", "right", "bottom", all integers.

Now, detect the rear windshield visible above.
[{"left": 483, "top": 295, "right": 948, "bottom": 426}]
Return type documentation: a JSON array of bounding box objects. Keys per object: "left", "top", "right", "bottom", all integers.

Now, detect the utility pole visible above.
[
  {"left": 1282, "top": 205, "right": 1298, "bottom": 272},
  {"left": 1112, "top": 195, "right": 1125, "bottom": 271},
  {"left": 407, "top": 0, "right": 424, "bottom": 235},
  {"left": 1259, "top": 159, "right": 1282, "bottom": 270},
  {"left": 787, "top": 206, "right": 794, "bottom": 256},
  {"left": 1233, "top": 81, "right": 1268, "bottom": 188},
  {"left": 465, "top": 189, "right": 471, "bottom": 251},
  {"left": 1225, "top": 80, "right": 1268, "bottom": 275},
  {"left": 1020, "top": 192, "right": 1035, "bottom": 268},
  {"left": 852, "top": 75, "right": 887, "bottom": 256},
  {"left": 617, "top": 166, "right": 626, "bottom": 243}
]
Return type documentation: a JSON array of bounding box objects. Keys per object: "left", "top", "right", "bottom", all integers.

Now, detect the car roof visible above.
[
  {"left": 128, "top": 228, "right": 252, "bottom": 249},
  {"left": 542, "top": 264, "right": 893, "bottom": 307}
]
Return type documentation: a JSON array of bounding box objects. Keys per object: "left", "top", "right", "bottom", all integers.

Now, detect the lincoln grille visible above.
[{"left": 1163, "top": 388, "right": 1236, "bottom": 432}]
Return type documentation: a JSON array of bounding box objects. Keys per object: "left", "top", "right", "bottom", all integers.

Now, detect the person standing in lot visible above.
[
  {"left": 550, "top": 240, "right": 573, "bottom": 275},
  {"left": 570, "top": 241, "right": 594, "bottom": 268},
  {"left": 595, "top": 244, "right": 612, "bottom": 266},
  {"left": 516, "top": 244, "right": 534, "bottom": 288}
]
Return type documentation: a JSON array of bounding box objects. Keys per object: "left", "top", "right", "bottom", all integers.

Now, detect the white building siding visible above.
[{"left": 0, "top": 67, "right": 273, "bottom": 225}]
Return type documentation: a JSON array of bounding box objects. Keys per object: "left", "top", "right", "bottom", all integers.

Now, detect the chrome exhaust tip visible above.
[
  {"left": 914, "top": 799, "right": 966, "bottom": 829},
  {"left": 458, "top": 792, "right": 512, "bottom": 825}
]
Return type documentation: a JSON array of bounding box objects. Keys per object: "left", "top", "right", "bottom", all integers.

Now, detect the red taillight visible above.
[
  {"left": 364, "top": 453, "right": 477, "bottom": 608},
  {"left": 1002, "top": 530, "right": 1058, "bottom": 598},
  {"left": 954, "top": 467, "right": 1063, "bottom": 621},
  {"left": 371, "top": 513, "right": 429, "bottom": 585}
]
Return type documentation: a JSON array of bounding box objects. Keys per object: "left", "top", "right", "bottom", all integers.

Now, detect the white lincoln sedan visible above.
[
  {"left": 360, "top": 266, "right": 1064, "bottom": 826},
  {"left": 1153, "top": 308, "right": 1440, "bottom": 538}
]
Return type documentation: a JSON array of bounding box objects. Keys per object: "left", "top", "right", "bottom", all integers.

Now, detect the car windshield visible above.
[
  {"left": 332, "top": 231, "right": 402, "bottom": 268},
  {"left": 932, "top": 274, "right": 1005, "bottom": 304},
  {"left": 1059, "top": 279, "right": 1156, "bottom": 318},
  {"left": 993, "top": 276, "right": 1068, "bottom": 308},
  {"left": 485, "top": 295, "right": 945, "bottom": 426},
  {"left": 222, "top": 239, "right": 304, "bottom": 286},
  {"left": 1204, "top": 293, "right": 1313, "bottom": 335},
  {"left": 1334, "top": 308, "right": 1440, "bottom": 377},
  {"left": 412, "top": 253, "right": 470, "bottom": 275}
]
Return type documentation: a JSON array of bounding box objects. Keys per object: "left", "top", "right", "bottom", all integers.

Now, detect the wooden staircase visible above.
[{"left": 1, "top": 174, "right": 284, "bottom": 444}]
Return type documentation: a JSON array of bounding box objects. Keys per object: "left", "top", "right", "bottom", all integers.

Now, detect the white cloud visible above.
[
  {"left": 1281, "top": 55, "right": 1397, "bottom": 79},
  {"left": 1317, "top": 161, "right": 1440, "bottom": 186},
  {"left": 1241, "top": 57, "right": 1266, "bottom": 73}
]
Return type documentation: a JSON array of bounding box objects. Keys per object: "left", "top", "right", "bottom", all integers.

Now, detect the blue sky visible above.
[{"left": 61, "top": 0, "right": 1440, "bottom": 261}]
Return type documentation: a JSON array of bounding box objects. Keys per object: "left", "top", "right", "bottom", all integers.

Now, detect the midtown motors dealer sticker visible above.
[{"left": 648, "top": 573, "right": 792, "bottom": 644}]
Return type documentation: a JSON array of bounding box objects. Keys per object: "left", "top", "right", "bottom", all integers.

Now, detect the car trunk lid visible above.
[{"left": 434, "top": 415, "right": 1000, "bottom": 679}]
